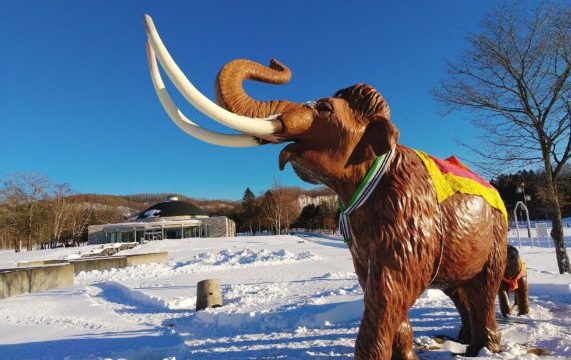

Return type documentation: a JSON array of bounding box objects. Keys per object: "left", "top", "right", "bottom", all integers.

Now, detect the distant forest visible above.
[
  {"left": 0, "top": 168, "right": 568, "bottom": 251},
  {"left": 491, "top": 169, "right": 570, "bottom": 220},
  {"left": 0, "top": 173, "right": 335, "bottom": 251}
]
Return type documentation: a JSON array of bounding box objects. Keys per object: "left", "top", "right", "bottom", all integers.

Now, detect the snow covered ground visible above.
[{"left": 0, "top": 233, "right": 569, "bottom": 359}]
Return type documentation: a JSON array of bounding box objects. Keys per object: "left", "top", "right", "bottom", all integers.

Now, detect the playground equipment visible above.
[{"left": 513, "top": 201, "right": 535, "bottom": 248}]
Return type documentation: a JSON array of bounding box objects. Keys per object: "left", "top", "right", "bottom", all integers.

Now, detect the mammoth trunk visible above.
[{"left": 215, "top": 59, "right": 294, "bottom": 118}]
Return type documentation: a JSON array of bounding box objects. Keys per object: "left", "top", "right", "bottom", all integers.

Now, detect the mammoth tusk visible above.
[
  {"left": 146, "top": 42, "right": 262, "bottom": 147},
  {"left": 144, "top": 14, "right": 283, "bottom": 136}
]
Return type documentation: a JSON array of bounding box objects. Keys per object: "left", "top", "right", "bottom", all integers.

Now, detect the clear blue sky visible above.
[{"left": 0, "top": 1, "right": 499, "bottom": 200}]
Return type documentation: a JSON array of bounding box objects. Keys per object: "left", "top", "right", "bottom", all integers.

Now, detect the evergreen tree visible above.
[
  {"left": 294, "top": 204, "right": 319, "bottom": 230},
  {"left": 241, "top": 188, "right": 257, "bottom": 235}
]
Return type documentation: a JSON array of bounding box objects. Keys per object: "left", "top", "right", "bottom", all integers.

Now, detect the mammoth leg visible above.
[
  {"left": 444, "top": 287, "right": 472, "bottom": 344},
  {"left": 515, "top": 276, "right": 529, "bottom": 316},
  {"left": 498, "top": 288, "right": 512, "bottom": 317},
  {"left": 462, "top": 213, "right": 505, "bottom": 357},
  {"left": 391, "top": 317, "right": 419, "bottom": 360},
  {"left": 464, "top": 281, "right": 502, "bottom": 356},
  {"left": 355, "top": 268, "right": 412, "bottom": 360},
  {"left": 464, "top": 257, "right": 503, "bottom": 356}
]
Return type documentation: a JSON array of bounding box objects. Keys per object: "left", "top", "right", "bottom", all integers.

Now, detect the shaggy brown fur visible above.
[
  {"left": 499, "top": 245, "right": 529, "bottom": 317},
  {"left": 215, "top": 60, "right": 508, "bottom": 359}
]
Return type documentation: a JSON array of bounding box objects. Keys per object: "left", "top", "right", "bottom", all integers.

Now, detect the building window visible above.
[
  {"left": 144, "top": 229, "right": 163, "bottom": 241},
  {"left": 183, "top": 227, "right": 195, "bottom": 238},
  {"left": 165, "top": 227, "right": 182, "bottom": 239},
  {"left": 120, "top": 231, "right": 134, "bottom": 243}
]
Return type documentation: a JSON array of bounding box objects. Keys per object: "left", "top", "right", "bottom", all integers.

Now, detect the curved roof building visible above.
[
  {"left": 137, "top": 196, "right": 207, "bottom": 221},
  {"left": 87, "top": 196, "right": 235, "bottom": 244}
]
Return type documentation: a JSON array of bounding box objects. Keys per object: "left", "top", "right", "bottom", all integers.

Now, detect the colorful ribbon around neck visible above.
[{"left": 338, "top": 149, "right": 394, "bottom": 243}]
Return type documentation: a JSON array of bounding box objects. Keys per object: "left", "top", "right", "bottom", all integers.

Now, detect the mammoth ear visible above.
[
  {"left": 336, "top": 83, "right": 398, "bottom": 162},
  {"left": 362, "top": 115, "right": 399, "bottom": 157}
]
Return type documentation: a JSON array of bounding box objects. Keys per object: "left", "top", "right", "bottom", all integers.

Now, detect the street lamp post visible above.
[{"left": 516, "top": 183, "right": 532, "bottom": 239}]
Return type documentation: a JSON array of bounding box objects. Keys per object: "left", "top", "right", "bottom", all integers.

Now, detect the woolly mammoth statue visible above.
[
  {"left": 499, "top": 245, "right": 529, "bottom": 317},
  {"left": 143, "top": 15, "right": 508, "bottom": 359}
]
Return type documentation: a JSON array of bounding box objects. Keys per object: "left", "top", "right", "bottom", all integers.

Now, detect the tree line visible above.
[
  {"left": 492, "top": 168, "right": 571, "bottom": 220},
  {"left": 0, "top": 173, "right": 131, "bottom": 251},
  {"left": 1, "top": 168, "right": 567, "bottom": 252},
  {"left": 230, "top": 186, "right": 338, "bottom": 235},
  {"left": 0, "top": 174, "right": 340, "bottom": 251},
  {"left": 229, "top": 167, "right": 570, "bottom": 238}
]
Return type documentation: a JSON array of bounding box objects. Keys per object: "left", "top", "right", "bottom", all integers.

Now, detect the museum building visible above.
[{"left": 87, "top": 196, "right": 236, "bottom": 244}]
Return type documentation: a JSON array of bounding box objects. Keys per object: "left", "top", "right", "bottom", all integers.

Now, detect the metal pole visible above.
[
  {"left": 523, "top": 204, "right": 534, "bottom": 248},
  {"left": 514, "top": 202, "right": 522, "bottom": 249},
  {"left": 515, "top": 201, "right": 534, "bottom": 248},
  {"left": 522, "top": 188, "right": 531, "bottom": 239}
]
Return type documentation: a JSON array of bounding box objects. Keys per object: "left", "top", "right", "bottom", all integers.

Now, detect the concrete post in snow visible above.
[{"left": 196, "top": 279, "right": 223, "bottom": 311}]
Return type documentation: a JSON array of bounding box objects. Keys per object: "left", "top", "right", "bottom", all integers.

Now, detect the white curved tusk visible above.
[
  {"left": 144, "top": 14, "right": 282, "bottom": 136},
  {"left": 146, "top": 42, "right": 261, "bottom": 147}
]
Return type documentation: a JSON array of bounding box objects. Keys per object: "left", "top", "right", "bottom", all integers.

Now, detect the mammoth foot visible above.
[
  {"left": 517, "top": 306, "right": 530, "bottom": 316},
  {"left": 464, "top": 328, "right": 501, "bottom": 357},
  {"left": 501, "top": 307, "right": 513, "bottom": 317},
  {"left": 392, "top": 351, "right": 419, "bottom": 360},
  {"left": 457, "top": 325, "right": 471, "bottom": 345},
  {"left": 465, "top": 345, "right": 481, "bottom": 357},
  {"left": 465, "top": 341, "right": 501, "bottom": 357},
  {"left": 391, "top": 320, "right": 419, "bottom": 360}
]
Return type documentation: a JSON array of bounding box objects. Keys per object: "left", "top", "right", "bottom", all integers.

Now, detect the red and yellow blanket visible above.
[{"left": 415, "top": 150, "right": 507, "bottom": 223}]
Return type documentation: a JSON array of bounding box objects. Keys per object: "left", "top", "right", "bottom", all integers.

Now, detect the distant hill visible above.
[
  {"left": 69, "top": 194, "right": 149, "bottom": 212},
  {"left": 70, "top": 193, "right": 239, "bottom": 218},
  {"left": 71, "top": 187, "right": 334, "bottom": 218}
]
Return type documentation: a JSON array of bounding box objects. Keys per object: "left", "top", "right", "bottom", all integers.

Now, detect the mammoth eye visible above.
[{"left": 316, "top": 101, "right": 334, "bottom": 114}]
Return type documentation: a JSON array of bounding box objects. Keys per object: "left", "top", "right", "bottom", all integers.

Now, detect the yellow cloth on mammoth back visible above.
[{"left": 414, "top": 150, "right": 508, "bottom": 223}]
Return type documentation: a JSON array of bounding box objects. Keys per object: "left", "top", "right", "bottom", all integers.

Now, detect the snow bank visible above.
[
  {"left": 0, "top": 234, "right": 569, "bottom": 359},
  {"left": 76, "top": 247, "right": 320, "bottom": 283}
]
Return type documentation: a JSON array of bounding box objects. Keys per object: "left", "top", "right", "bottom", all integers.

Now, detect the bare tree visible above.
[
  {"left": 260, "top": 184, "right": 301, "bottom": 235},
  {"left": 3, "top": 173, "right": 49, "bottom": 251},
  {"left": 46, "top": 183, "right": 73, "bottom": 248},
  {"left": 434, "top": 2, "right": 570, "bottom": 273},
  {"left": 69, "top": 203, "right": 93, "bottom": 246},
  {"left": 0, "top": 199, "right": 12, "bottom": 249},
  {"left": 321, "top": 201, "right": 339, "bottom": 233},
  {"left": 280, "top": 187, "right": 300, "bottom": 234},
  {"left": 1, "top": 190, "right": 24, "bottom": 251},
  {"left": 261, "top": 190, "right": 281, "bottom": 234}
]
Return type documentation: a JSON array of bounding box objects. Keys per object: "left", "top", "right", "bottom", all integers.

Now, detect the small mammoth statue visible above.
[{"left": 499, "top": 245, "right": 529, "bottom": 317}]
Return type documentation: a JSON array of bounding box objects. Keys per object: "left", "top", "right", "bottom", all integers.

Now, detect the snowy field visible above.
[{"left": 0, "top": 233, "right": 570, "bottom": 359}]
